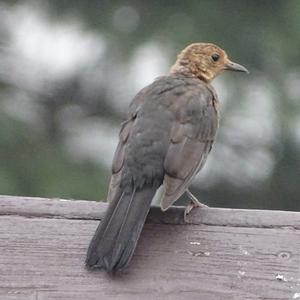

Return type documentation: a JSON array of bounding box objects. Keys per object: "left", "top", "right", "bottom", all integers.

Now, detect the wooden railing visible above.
[{"left": 1, "top": 195, "right": 300, "bottom": 300}]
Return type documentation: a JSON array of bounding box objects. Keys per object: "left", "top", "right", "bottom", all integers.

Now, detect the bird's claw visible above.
[{"left": 184, "top": 189, "right": 208, "bottom": 221}]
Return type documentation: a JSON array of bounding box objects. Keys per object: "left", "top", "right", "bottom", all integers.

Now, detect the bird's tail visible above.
[{"left": 85, "top": 185, "right": 157, "bottom": 273}]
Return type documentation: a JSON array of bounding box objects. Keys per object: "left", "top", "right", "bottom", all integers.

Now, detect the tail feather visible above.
[{"left": 85, "top": 185, "right": 157, "bottom": 272}]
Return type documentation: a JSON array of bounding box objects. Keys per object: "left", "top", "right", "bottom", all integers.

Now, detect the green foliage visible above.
[
  {"left": 0, "top": 114, "right": 108, "bottom": 200},
  {"left": 1, "top": 0, "right": 300, "bottom": 210}
]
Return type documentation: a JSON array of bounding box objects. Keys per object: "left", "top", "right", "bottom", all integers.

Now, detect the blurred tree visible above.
[{"left": 0, "top": 0, "right": 299, "bottom": 209}]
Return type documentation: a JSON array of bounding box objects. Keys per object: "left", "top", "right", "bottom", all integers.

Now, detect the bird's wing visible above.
[
  {"left": 160, "top": 88, "right": 218, "bottom": 211},
  {"left": 106, "top": 117, "right": 135, "bottom": 203},
  {"left": 106, "top": 85, "right": 149, "bottom": 202}
]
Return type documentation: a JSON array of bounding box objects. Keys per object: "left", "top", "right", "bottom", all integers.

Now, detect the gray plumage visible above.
[{"left": 85, "top": 74, "right": 219, "bottom": 272}]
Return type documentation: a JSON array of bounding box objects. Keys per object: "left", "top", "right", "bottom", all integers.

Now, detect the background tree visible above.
[{"left": 0, "top": 0, "right": 299, "bottom": 209}]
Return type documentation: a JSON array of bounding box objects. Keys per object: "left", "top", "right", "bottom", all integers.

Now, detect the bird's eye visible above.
[{"left": 211, "top": 54, "right": 220, "bottom": 62}]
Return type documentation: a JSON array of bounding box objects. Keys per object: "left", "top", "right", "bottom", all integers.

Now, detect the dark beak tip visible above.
[{"left": 226, "top": 61, "right": 249, "bottom": 74}]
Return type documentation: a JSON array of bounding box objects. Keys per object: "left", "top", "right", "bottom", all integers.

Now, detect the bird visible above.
[{"left": 85, "top": 42, "right": 248, "bottom": 273}]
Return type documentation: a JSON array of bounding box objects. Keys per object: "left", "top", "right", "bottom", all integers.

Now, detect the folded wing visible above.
[{"left": 160, "top": 90, "right": 218, "bottom": 210}]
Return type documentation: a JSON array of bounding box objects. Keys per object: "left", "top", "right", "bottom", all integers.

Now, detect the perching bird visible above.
[{"left": 86, "top": 43, "right": 248, "bottom": 273}]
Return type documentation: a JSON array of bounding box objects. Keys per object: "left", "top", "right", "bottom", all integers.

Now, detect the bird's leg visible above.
[
  {"left": 186, "top": 189, "right": 208, "bottom": 208},
  {"left": 184, "top": 189, "right": 208, "bottom": 220}
]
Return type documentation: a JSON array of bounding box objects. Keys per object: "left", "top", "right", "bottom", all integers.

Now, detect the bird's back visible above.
[
  {"left": 120, "top": 75, "right": 218, "bottom": 191},
  {"left": 86, "top": 74, "right": 218, "bottom": 272}
]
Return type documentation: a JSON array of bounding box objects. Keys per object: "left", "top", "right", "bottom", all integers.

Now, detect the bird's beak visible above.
[{"left": 225, "top": 60, "right": 249, "bottom": 73}]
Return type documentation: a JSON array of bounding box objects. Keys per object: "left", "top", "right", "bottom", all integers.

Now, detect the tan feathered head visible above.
[{"left": 170, "top": 43, "right": 248, "bottom": 82}]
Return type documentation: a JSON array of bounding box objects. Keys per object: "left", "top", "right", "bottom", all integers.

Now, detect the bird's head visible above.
[{"left": 170, "top": 43, "right": 248, "bottom": 82}]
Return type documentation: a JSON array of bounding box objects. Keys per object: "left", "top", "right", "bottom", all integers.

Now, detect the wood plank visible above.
[
  {"left": 1, "top": 195, "right": 300, "bottom": 299},
  {"left": 1, "top": 195, "right": 300, "bottom": 228},
  {"left": 0, "top": 195, "right": 105, "bottom": 220}
]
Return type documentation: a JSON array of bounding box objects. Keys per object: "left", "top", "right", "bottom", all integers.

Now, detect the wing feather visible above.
[
  {"left": 160, "top": 90, "right": 218, "bottom": 211},
  {"left": 107, "top": 117, "right": 135, "bottom": 203}
]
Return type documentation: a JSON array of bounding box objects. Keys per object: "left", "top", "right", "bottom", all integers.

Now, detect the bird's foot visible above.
[
  {"left": 186, "top": 189, "right": 208, "bottom": 208},
  {"left": 184, "top": 189, "right": 208, "bottom": 221}
]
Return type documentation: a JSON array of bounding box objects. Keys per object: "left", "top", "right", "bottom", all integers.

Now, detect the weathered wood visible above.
[{"left": 1, "top": 195, "right": 300, "bottom": 300}]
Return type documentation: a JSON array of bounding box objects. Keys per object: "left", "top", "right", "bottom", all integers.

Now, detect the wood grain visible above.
[{"left": 1, "top": 195, "right": 300, "bottom": 300}]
